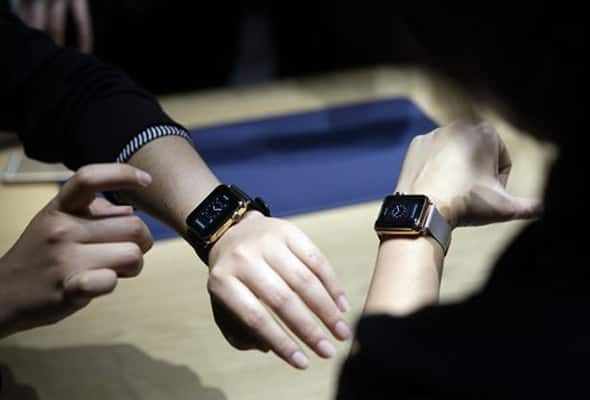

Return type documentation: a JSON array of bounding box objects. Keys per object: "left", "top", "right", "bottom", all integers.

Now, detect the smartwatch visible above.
[
  {"left": 186, "top": 184, "right": 271, "bottom": 264},
  {"left": 374, "top": 193, "right": 451, "bottom": 254}
]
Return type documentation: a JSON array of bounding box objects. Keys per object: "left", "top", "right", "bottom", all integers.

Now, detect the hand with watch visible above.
[
  {"left": 185, "top": 184, "right": 351, "bottom": 369},
  {"left": 105, "top": 135, "right": 350, "bottom": 370},
  {"left": 365, "top": 122, "right": 543, "bottom": 316}
]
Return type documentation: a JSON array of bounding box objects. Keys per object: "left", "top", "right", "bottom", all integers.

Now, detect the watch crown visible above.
[{"left": 231, "top": 211, "right": 241, "bottom": 221}]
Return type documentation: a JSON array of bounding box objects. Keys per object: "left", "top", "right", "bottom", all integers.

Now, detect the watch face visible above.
[
  {"left": 186, "top": 185, "right": 241, "bottom": 239},
  {"left": 375, "top": 195, "right": 428, "bottom": 231}
]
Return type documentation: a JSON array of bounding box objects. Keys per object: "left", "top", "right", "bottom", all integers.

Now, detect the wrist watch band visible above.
[
  {"left": 186, "top": 184, "right": 271, "bottom": 265},
  {"left": 422, "top": 202, "right": 452, "bottom": 253},
  {"left": 374, "top": 193, "right": 451, "bottom": 254}
]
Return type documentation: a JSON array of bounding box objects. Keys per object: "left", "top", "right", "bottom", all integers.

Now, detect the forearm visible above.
[
  {"left": 125, "top": 136, "right": 220, "bottom": 236},
  {"left": 364, "top": 236, "right": 444, "bottom": 316}
]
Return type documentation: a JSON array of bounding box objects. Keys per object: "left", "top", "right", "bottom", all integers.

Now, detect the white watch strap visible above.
[{"left": 424, "top": 204, "right": 451, "bottom": 254}]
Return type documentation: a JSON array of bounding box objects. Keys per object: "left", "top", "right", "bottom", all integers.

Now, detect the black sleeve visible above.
[
  {"left": 335, "top": 310, "right": 486, "bottom": 400},
  {"left": 0, "top": 12, "right": 183, "bottom": 170},
  {"left": 335, "top": 304, "right": 565, "bottom": 400},
  {"left": 335, "top": 216, "right": 588, "bottom": 399}
]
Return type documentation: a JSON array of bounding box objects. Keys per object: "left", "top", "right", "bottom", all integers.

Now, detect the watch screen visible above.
[
  {"left": 375, "top": 195, "right": 428, "bottom": 230},
  {"left": 187, "top": 185, "right": 240, "bottom": 238}
]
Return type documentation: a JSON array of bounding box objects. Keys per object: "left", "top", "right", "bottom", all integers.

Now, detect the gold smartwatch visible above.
[
  {"left": 186, "top": 184, "right": 271, "bottom": 264},
  {"left": 374, "top": 193, "right": 451, "bottom": 254}
]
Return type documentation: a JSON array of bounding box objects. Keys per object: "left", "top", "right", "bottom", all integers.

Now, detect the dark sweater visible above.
[{"left": 0, "top": 11, "right": 181, "bottom": 170}]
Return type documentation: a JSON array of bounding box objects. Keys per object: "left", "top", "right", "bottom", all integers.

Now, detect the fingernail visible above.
[
  {"left": 335, "top": 320, "right": 351, "bottom": 340},
  {"left": 337, "top": 295, "right": 350, "bottom": 312},
  {"left": 136, "top": 171, "right": 152, "bottom": 186},
  {"left": 290, "top": 351, "right": 309, "bottom": 369},
  {"left": 316, "top": 339, "right": 336, "bottom": 358}
]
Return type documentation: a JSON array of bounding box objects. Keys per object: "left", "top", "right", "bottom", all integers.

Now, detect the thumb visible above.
[
  {"left": 508, "top": 196, "right": 544, "bottom": 220},
  {"left": 495, "top": 188, "right": 544, "bottom": 221}
]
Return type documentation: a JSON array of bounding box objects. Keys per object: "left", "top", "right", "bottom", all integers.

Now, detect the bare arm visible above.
[
  {"left": 365, "top": 237, "right": 443, "bottom": 316},
  {"left": 124, "top": 135, "right": 219, "bottom": 235},
  {"left": 363, "top": 122, "right": 542, "bottom": 317}
]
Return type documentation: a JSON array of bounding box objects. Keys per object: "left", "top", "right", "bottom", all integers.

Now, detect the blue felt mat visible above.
[{"left": 137, "top": 97, "right": 437, "bottom": 241}]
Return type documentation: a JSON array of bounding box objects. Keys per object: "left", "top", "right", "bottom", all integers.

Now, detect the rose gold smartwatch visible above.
[{"left": 374, "top": 193, "right": 451, "bottom": 254}]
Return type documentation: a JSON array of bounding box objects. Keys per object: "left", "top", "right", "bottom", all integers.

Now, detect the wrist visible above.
[
  {"left": 207, "top": 209, "right": 266, "bottom": 264},
  {"left": 426, "top": 195, "right": 456, "bottom": 230},
  {"left": 393, "top": 187, "right": 457, "bottom": 229},
  {"left": 367, "top": 236, "right": 444, "bottom": 315},
  {"left": 378, "top": 234, "right": 445, "bottom": 266},
  {"left": 375, "top": 192, "right": 452, "bottom": 254},
  {"left": 185, "top": 185, "right": 271, "bottom": 266}
]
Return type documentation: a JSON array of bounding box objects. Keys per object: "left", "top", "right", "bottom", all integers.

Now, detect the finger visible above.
[
  {"left": 70, "top": 0, "right": 93, "bottom": 52},
  {"left": 208, "top": 273, "right": 309, "bottom": 369},
  {"left": 47, "top": 0, "right": 67, "bottom": 46},
  {"left": 496, "top": 134, "right": 512, "bottom": 187},
  {"left": 56, "top": 164, "right": 151, "bottom": 213},
  {"left": 28, "top": 0, "right": 48, "bottom": 30},
  {"left": 88, "top": 242, "right": 144, "bottom": 277},
  {"left": 88, "top": 197, "right": 134, "bottom": 217},
  {"left": 238, "top": 262, "right": 339, "bottom": 358},
  {"left": 491, "top": 185, "right": 544, "bottom": 222},
  {"left": 285, "top": 228, "right": 350, "bottom": 312},
  {"left": 79, "top": 215, "right": 153, "bottom": 253},
  {"left": 63, "top": 242, "right": 144, "bottom": 279},
  {"left": 63, "top": 268, "right": 118, "bottom": 298},
  {"left": 11, "top": 0, "right": 28, "bottom": 22},
  {"left": 265, "top": 247, "right": 351, "bottom": 341},
  {"left": 210, "top": 297, "right": 272, "bottom": 352},
  {"left": 506, "top": 194, "right": 544, "bottom": 220}
]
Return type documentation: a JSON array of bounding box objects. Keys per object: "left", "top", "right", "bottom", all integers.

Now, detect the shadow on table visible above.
[{"left": 0, "top": 344, "right": 226, "bottom": 400}]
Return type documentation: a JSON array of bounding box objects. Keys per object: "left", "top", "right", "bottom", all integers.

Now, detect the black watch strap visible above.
[
  {"left": 187, "top": 228, "right": 212, "bottom": 266},
  {"left": 189, "top": 190, "right": 271, "bottom": 266}
]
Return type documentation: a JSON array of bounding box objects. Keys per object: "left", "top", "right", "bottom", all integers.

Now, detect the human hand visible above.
[
  {"left": 12, "top": 0, "right": 93, "bottom": 52},
  {"left": 395, "top": 121, "right": 542, "bottom": 228},
  {"left": 206, "top": 211, "right": 351, "bottom": 369},
  {"left": 0, "top": 164, "right": 152, "bottom": 337}
]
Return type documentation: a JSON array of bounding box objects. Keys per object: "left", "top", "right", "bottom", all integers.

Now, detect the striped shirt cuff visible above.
[{"left": 115, "top": 124, "right": 193, "bottom": 163}]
